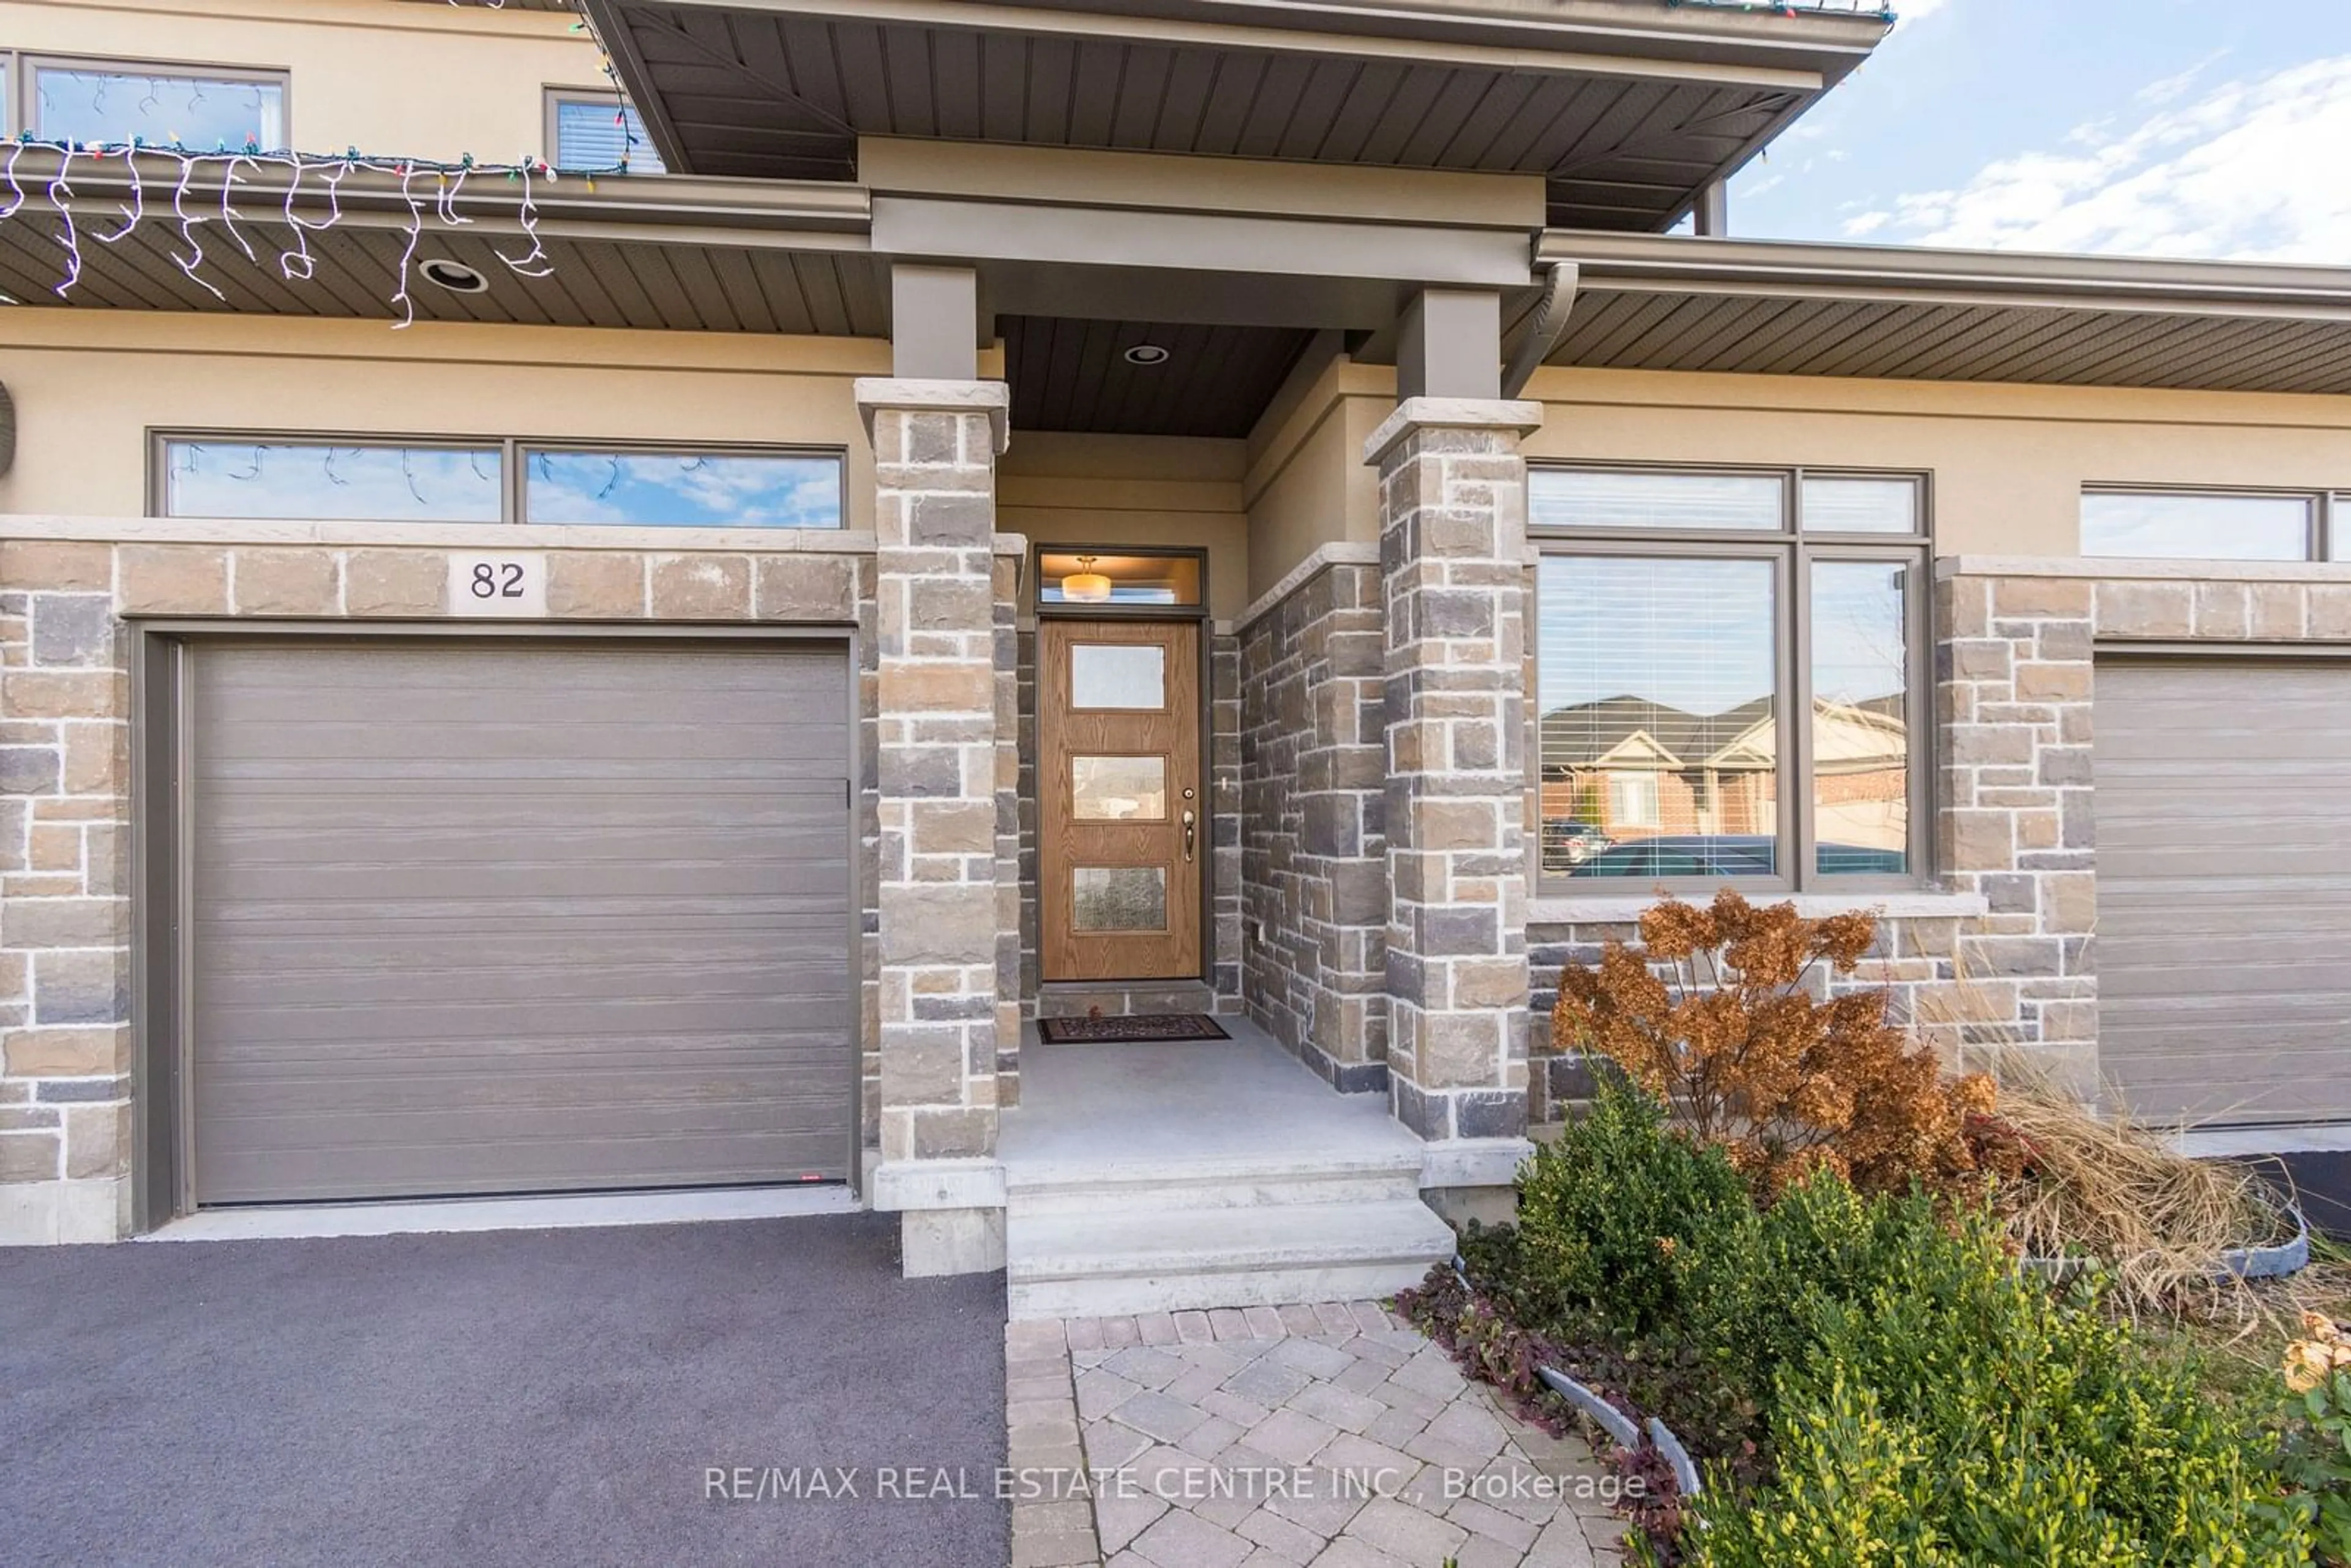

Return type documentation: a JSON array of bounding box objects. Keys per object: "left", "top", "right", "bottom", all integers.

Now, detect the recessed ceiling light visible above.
[
  {"left": 419, "top": 257, "right": 490, "bottom": 294},
  {"left": 1122, "top": 343, "right": 1171, "bottom": 366}
]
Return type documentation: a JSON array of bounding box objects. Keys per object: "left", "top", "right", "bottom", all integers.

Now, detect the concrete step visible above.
[
  {"left": 1007, "top": 1151, "right": 1424, "bottom": 1215},
  {"left": 1005, "top": 1196, "right": 1457, "bottom": 1319},
  {"left": 1034, "top": 982, "right": 1221, "bottom": 1019}
]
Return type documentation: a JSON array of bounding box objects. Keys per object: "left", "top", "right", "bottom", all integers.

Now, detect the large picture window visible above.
[
  {"left": 1533, "top": 468, "right": 1929, "bottom": 892},
  {"left": 156, "top": 436, "right": 844, "bottom": 528}
]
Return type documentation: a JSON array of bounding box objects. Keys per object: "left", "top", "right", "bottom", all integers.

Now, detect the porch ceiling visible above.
[
  {"left": 580, "top": 0, "right": 1884, "bottom": 231},
  {"left": 1004, "top": 317, "right": 1313, "bottom": 437}
]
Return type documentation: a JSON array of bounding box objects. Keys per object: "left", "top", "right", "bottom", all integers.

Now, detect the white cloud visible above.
[{"left": 1864, "top": 55, "right": 2351, "bottom": 261}]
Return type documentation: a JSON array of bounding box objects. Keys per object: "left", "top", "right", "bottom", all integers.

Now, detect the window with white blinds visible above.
[
  {"left": 1532, "top": 467, "right": 1929, "bottom": 891},
  {"left": 550, "top": 93, "right": 666, "bottom": 174}
]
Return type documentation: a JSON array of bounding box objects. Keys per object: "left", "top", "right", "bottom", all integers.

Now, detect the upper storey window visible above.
[
  {"left": 20, "top": 58, "right": 288, "bottom": 150},
  {"left": 549, "top": 91, "right": 666, "bottom": 174}
]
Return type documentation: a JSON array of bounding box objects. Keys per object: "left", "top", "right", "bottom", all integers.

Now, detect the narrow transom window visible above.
[
  {"left": 155, "top": 437, "right": 845, "bottom": 528},
  {"left": 2081, "top": 490, "right": 2317, "bottom": 561},
  {"left": 30, "top": 61, "right": 287, "bottom": 149},
  {"left": 522, "top": 449, "right": 841, "bottom": 527},
  {"left": 162, "top": 440, "right": 503, "bottom": 523},
  {"left": 1531, "top": 466, "right": 1929, "bottom": 894}
]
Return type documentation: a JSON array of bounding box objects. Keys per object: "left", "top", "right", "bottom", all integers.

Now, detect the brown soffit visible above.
[{"left": 579, "top": 0, "right": 1882, "bottom": 233}]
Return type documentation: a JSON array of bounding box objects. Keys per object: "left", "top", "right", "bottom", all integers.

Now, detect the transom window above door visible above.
[
  {"left": 1531, "top": 466, "right": 1929, "bottom": 893},
  {"left": 1037, "top": 549, "right": 1204, "bottom": 608}
]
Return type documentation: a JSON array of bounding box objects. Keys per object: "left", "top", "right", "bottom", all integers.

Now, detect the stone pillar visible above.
[
  {"left": 859, "top": 377, "right": 1014, "bottom": 1277},
  {"left": 1367, "top": 397, "right": 1543, "bottom": 1177}
]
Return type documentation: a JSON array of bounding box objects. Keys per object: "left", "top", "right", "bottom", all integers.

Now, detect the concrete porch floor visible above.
[{"left": 1000, "top": 1018, "right": 1422, "bottom": 1172}]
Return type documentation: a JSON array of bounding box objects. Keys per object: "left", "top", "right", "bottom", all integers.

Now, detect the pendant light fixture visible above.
[{"left": 1062, "top": 555, "right": 1114, "bottom": 603}]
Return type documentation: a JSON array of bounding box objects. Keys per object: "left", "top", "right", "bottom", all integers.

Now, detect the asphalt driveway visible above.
[{"left": 0, "top": 1212, "right": 1007, "bottom": 1568}]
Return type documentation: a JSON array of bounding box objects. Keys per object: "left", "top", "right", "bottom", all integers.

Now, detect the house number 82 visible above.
[{"left": 471, "top": 563, "right": 527, "bottom": 599}]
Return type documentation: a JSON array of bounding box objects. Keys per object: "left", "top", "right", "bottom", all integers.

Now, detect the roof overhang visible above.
[
  {"left": 1534, "top": 231, "right": 2351, "bottom": 396},
  {"left": 581, "top": 0, "right": 1886, "bottom": 230},
  {"left": 0, "top": 149, "right": 880, "bottom": 333}
]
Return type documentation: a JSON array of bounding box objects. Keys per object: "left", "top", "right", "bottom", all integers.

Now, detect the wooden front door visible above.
[{"left": 1040, "top": 620, "right": 1203, "bottom": 982}]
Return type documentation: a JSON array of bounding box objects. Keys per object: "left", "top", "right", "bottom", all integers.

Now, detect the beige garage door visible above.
[
  {"left": 189, "top": 638, "right": 856, "bottom": 1204},
  {"left": 2096, "top": 657, "right": 2351, "bottom": 1127}
]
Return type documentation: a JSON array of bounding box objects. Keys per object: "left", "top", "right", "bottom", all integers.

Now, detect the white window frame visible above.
[{"left": 1608, "top": 774, "right": 1662, "bottom": 830}]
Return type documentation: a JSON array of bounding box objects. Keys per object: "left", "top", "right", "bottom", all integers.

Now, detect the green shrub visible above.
[
  {"left": 1681, "top": 1201, "right": 2311, "bottom": 1568},
  {"left": 2271, "top": 1314, "right": 2351, "bottom": 1564},
  {"left": 1513, "top": 1081, "right": 1749, "bottom": 1342}
]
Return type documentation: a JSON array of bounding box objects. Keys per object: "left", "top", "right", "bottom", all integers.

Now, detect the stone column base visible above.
[{"left": 901, "top": 1208, "right": 1008, "bottom": 1277}]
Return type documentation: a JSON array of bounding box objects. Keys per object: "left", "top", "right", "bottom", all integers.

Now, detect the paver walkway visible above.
[{"left": 1005, "top": 1302, "right": 1626, "bottom": 1568}]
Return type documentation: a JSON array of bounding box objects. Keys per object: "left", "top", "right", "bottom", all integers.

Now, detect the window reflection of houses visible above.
[
  {"left": 1539, "top": 695, "right": 1907, "bottom": 872},
  {"left": 1812, "top": 695, "right": 1910, "bottom": 856}
]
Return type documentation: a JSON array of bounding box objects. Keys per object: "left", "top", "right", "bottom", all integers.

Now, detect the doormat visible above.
[{"left": 1037, "top": 1013, "right": 1231, "bottom": 1043}]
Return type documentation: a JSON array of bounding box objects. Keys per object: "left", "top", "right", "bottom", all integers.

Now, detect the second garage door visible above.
[
  {"left": 2096, "top": 656, "right": 2351, "bottom": 1128},
  {"left": 189, "top": 637, "right": 855, "bottom": 1204}
]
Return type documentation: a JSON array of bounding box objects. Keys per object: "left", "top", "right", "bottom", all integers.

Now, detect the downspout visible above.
[{"left": 1501, "top": 260, "right": 1579, "bottom": 399}]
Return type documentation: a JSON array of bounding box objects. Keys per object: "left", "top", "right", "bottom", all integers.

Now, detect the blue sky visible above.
[{"left": 1729, "top": 0, "right": 2351, "bottom": 261}]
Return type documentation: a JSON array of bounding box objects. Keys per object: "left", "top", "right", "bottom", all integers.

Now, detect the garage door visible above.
[
  {"left": 189, "top": 639, "right": 855, "bottom": 1204},
  {"left": 2096, "top": 657, "right": 2351, "bottom": 1127}
]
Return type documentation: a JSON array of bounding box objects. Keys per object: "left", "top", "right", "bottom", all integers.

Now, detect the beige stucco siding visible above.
[
  {"left": 1241, "top": 358, "right": 1389, "bottom": 603},
  {"left": 0, "top": 313, "right": 888, "bottom": 525},
  {"left": 1521, "top": 366, "right": 2351, "bottom": 557},
  {"left": 997, "top": 432, "right": 1250, "bottom": 618},
  {"left": 0, "top": 0, "right": 592, "bottom": 162}
]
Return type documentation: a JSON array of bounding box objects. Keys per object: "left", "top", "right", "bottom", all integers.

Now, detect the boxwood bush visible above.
[{"left": 1499, "top": 1082, "right": 2312, "bottom": 1566}]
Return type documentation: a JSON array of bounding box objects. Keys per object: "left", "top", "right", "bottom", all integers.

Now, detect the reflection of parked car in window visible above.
[
  {"left": 1816, "top": 844, "right": 1907, "bottom": 875},
  {"left": 1540, "top": 820, "right": 1612, "bottom": 869},
  {"left": 1567, "top": 836, "right": 1905, "bottom": 879},
  {"left": 1572, "top": 835, "right": 1777, "bottom": 879}
]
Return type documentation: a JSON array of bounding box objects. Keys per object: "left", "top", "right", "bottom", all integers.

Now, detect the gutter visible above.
[
  {"left": 0, "top": 148, "right": 872, "bottom": 246},
  {"left": 1540, "top": 230, "right": 2351, "bottom": 315}
]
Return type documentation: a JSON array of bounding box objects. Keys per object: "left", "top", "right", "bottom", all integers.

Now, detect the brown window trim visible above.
[{"left": 1528, "top": 462, "right": 1935, "bottom": 899}]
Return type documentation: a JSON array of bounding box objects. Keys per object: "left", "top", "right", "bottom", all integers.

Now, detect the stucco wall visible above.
[
  {"left": 0, "top": 313, "right": 888, "bottom": 525},
  {"left": 1521, "top": 366, "right": 2351, "bottom": 558},
  {"left": 1242, "top": 356, "right": 1388, "bottom": 604},
  {"left": 1239, "top": 353, "right": 2351, "bottom": 583},
  {"left": 0, "top": 0, "right": 594, "bottom": 162},
  {"left": 996, "top": 431, "right": 1250, "bottom": 618}
]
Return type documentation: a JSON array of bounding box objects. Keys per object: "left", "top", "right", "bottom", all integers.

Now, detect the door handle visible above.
[{"left": 1182, "top": 809, "right": 1197, "bottom": 863}]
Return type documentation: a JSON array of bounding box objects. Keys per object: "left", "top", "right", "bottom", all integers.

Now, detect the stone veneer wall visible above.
[
  {"left": 1526, "top": 563, "right": 2330, "bottom": 1124},
  {"left": 866, "top": 386, "right": 1013, "bottom": 1180},
  {"left": 1239, "top": 553, "right": 1390, "bottom": 1090},
  {"left": 1373, "top": 403, "right": 1537, "bottom": 1143},
  {"left": 0, "top": 531, "right": 883, "bottom": 1244}
]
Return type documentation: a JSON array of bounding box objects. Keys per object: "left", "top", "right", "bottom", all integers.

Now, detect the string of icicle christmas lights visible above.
[
  {"left": 0, "top": 2, "right": 654, "bottom": 323},
  {"left": 0, "top": 137, "right": 623, "bottom": 326}
]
